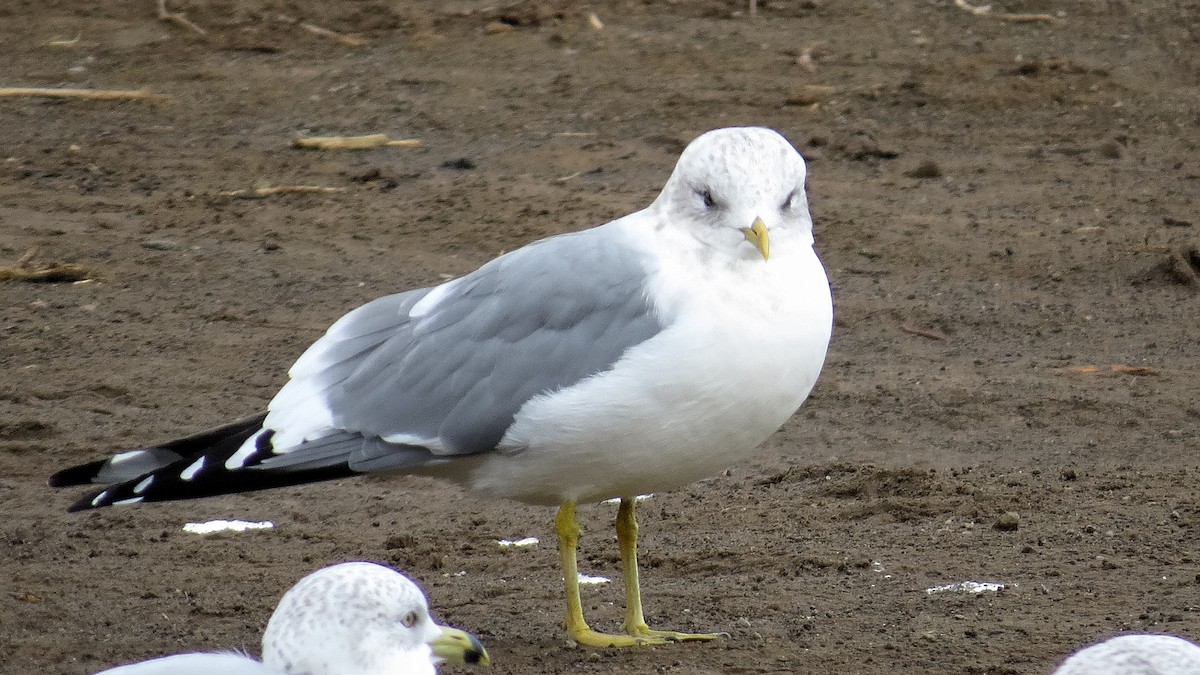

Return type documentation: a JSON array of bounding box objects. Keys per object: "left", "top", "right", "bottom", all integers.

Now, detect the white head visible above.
[
  {"left": 1054, "top": 634, "right": 1200, "bottom": 675},
  {"left": 261, "top": 562, "right": 488, "bottom": 675},
  {"left": 651, "top": 127, "right": 813, "bottom": 262}
]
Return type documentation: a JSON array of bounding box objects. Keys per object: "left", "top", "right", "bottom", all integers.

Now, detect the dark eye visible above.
[
  {"left": 401, "top": 611, "right": 418, "bottom": 628},
  {"left": 782, "top": 189, "right": 798, "bottom": 211},
  {"left": 696, "top": 188, "right": 717, "bottom": 209}
]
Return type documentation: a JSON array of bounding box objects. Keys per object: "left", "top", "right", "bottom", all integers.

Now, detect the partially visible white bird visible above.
[
  {"left": 1054, "top": 634, "right": 1200, "bottom": 675},
  {"left": 93, "top": 562, "right": 489, "bottom": 675}
]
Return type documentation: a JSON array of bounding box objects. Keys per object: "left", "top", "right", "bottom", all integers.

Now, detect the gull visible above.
[
  {"left": 94, "top": 561, "right": 489, "bottom": 674},
  {"left": 1053, "top": 634, "right": 1200, "bottom": 675},
  {"left": 52, "top": 126, "right": 834, "bottom": 647}
]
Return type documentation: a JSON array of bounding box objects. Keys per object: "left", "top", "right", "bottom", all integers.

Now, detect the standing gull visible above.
[
  {"left": 94, "top": 561, "right": 489, "bottom": 674},
  {"left": 52, "top": 126, "right": 834, "bottom": 647}
]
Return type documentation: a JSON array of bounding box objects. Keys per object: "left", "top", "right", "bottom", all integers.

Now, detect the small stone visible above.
[
  {"left": 784, "top": 84, "right": 838, "bottom": 106},
  {"left": 1097, "top": 141, "right": 1122, "bottom": 159},
  {"left": 141, "top": 239, "right": 178, "bottom": 251},
  {"left": 904, "top": 159, "right": 942, "bottom": 179},
  {"left": 441, "top": 157, "right": 476, "bottom": 171},
  {"left": 994, "top": 512, "right": 1020, "bottom": 531}
]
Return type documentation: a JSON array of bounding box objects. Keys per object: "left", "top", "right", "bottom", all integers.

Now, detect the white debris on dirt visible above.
[
  {"left": 925, "top": 581, "right": 1010, "bottom": 595},
  {"left": 497, "top": 537, "right": 539, "bottom": 547},
  {"left": 182, "top": 519, "right": 274, "bottom": 534},
  {"left": 602, "top": 494, "right": 653, "bottom": 505}
]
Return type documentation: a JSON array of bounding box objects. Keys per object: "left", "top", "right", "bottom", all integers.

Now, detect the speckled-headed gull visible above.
[
  {"left": 1053, "top": 634, "right": 1200, "bottom": 675},
  {"left": 94, "top": 562, "right": 488, "bottom": 674},
  {"left": 53, "top": 126, "right": 833, "bottom": 647}
]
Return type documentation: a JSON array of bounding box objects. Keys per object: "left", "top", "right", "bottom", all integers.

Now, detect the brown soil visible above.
[{"left": 2, "top": 1, "right": 1198, "bottom": 673}]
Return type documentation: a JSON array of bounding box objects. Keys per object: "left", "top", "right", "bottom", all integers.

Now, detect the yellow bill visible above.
[
  {"left": 431, "top": 625, "right": 490, "bottom": 667},
  {"left": 741, "top": 216, "right": 770, "bottom": 261}
]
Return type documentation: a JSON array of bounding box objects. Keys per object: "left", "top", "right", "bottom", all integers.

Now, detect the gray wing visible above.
[
  {"left": 94, "top": 653, "right": 268, "bottom": 675},
  {"left": 258, "top": 224, "right": 663, "bottom": 471}
]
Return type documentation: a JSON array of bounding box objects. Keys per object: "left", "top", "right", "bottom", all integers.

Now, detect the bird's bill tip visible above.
[
  {"left": 431, "top": 625, "right": 490, "bottom": 667},
  {"left": 741, "top": 217, "right": 770, "bottom": 260}
]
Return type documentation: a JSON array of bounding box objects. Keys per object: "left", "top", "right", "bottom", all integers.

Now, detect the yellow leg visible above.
[
  {"left": 556, "top": 501, "right": 596, "bottom": 643},
  {"left": 615, "top": 498, "right": 723, "bottom": 643},
  {"left": 556, "top": 501, "right": 642, "bottom": 647},
  {"left": 554, "top": 500, "right": 723, "bottom": 648}
]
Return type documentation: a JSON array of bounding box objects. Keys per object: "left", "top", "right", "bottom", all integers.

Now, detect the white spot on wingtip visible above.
[
  {"left": 132, "top": 476, "right": 154, "bottom": 494},
  {"left": 225, "top": 432, "right": 262, "bottom": 470},
  {"left": 111, "top": 497, "right": 144, "bottom": 506},
  {"left": 180, "top": 456, "right": 206, "bottom": 481},
  {"left": 109, "top": 450, "right": 144, "bottom": 466},
  {"left": 90, "top": 491, "right": 108, "bottom": 507}
]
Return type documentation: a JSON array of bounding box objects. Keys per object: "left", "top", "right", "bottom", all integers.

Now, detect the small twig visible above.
[
  {"left": 953, "top": 0, "right": 992, "bottom": 15},
  {"left": 157, "top": 0, "right": 208, "bottom": 36},
  {"left": 292, "top": 134, "right": 422, "bottom": 151},
  {"left": 1111, "top": 365, "right": 1161, "bottom": 376},
  {"left": 276, "top": 14, "right": 366, "bottom": 46},
  {"left": 555, "top": 170, "right": 584, "bottom": 183},
  {"left": 217, "top": 186, "right": 348, "bottom": 199},
  {"left": 749, "top": 0, "right": 758, "bottom": 18},
  {"left": 42, "top": 35, "right": 82, "bottom": 48},
  {"left": 299, "top": 21, "right": 366, "bottom": 46},
  {"left": 0, "top": 261, "right": 93, "bottom": 283},
  {"left": 484, "top": 21, "right": 515, "bottom": 34},
  {"left": 554, "top": 132, "right": 596, "bottom": 138},
  {"left": 900, "top": 324, "right": 946, "bottom": 340},
  {"left": 0, "top": 87, "right": 169, "bottom": 101},
  {"left": 952, "top": 0, "right": 1055, "bottom": 22},
  {"left": 1057, "top": 364, "right": 1161, "bottom": 376}
]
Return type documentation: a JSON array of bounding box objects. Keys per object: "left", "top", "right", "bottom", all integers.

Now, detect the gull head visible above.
[
  {"left": 262, "top": 562, "right": 489, "bottom": 674},
  {"left": 652, "top": 126, "right": 812, "bottom": 262}
]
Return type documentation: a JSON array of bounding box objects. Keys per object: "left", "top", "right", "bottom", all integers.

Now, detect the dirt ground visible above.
[{"left": 1, "top": 1, "right": 1198, "bottom": 673}]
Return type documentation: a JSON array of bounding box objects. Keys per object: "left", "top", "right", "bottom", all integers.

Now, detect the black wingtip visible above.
[
  {"left": 52, "top": 413, "right": 272, "bottom": 511},
  {"left": 66, "top": 493, "right": 102, "bottom": 512},
  {"left": 48, "top": 459, "right": 110, "bottom": 488},
  {"left": 67, "top": 463, "right": 359, "bottom": 512}
]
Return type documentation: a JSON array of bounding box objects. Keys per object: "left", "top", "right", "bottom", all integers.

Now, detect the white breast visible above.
[{"left": 473, "top": 235, "right": 832, "bottom": 506}]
